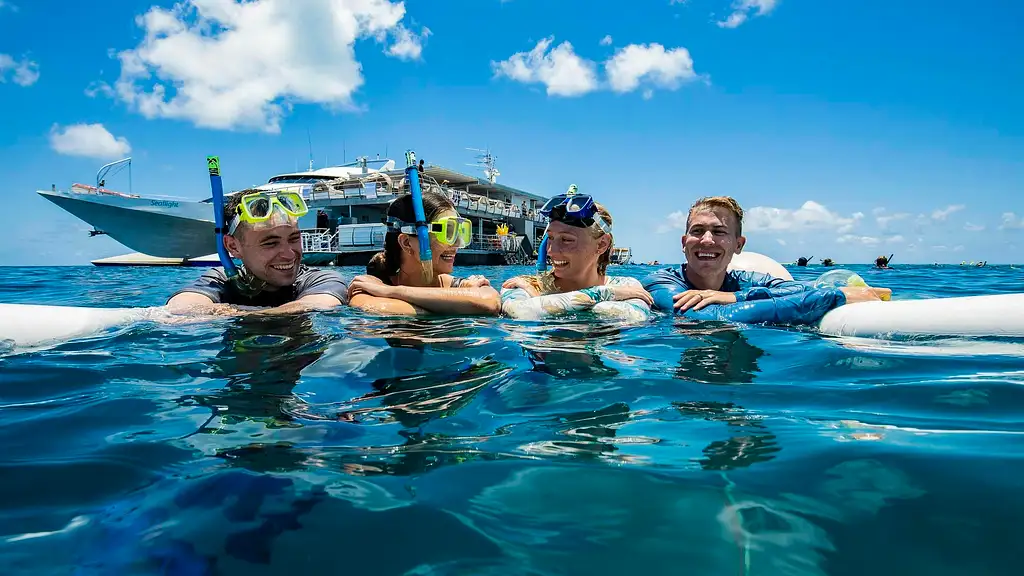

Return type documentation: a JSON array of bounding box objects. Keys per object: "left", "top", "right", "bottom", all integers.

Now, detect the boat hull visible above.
[{"left": 38, "top": 190, "right": 216, "bottom": 258}]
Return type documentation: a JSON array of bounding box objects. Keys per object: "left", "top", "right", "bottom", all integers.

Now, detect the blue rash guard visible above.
[{"left": 641, "top": 265, "right": 847, "bottom": 326}]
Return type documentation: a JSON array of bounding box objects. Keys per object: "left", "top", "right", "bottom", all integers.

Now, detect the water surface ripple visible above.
[{"left": 1, "top": 264, "right": 1023, "bottom": 575}]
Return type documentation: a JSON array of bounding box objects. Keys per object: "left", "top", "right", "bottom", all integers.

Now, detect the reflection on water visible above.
[
  {"left": 674, "top": 400, "right": 781, "bottom": 471},
  {"left": 673, "top": 324, "right": 766, "bottom": 384},
  {"left": 2, "top": 264, "right": 1024, "bottom": 575}
]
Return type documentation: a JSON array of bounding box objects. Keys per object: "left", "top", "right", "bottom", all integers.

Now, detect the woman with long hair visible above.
[
  {"left": 348, "top": 190, "right": 501, "bottom": 316},
  {"left": 501, "top": 187, "right": 653, "bottom": 321}
]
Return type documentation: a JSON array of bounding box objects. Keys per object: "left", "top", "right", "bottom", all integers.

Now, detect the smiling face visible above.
[
  {"left": 545, "top": 219, "right": 611, "bottom": 281},
  {"left": 224, "top": 216, "right": 303, "bottom": 289},
  {"left": 682, "top": 206, "right": 746, "bottom": 277},
  {"left": 400, "top": 209, "right": 461, "bottom": 277}
]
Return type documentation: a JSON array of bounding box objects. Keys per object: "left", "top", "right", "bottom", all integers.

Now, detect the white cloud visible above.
[
  {"left": 605, "top": 43, "right": 697, "bottom": 94},
  {"left": 964, "top": 222, "right": 985, "bottom": 232},
  {"left": 656, "top": 210, "right": 688, "bottom": 233},
  {"left": 885, "top": 234, "right": 905, "bottom": 244},
  {"left": 745, "top": 200, "right": 863, "bottom": 235},
  {"left": 387, "top": 25, "right": 431, "bottom": 61},
  {"left": 492, "top": 37, "right": 598, "bottom": 97},
  {"left": 931, "top": 204, "right": 965, "bottom": 221},
  {"left": 599, "top": 35, "right": 612, "bottom": 46},
  {"left": 49, "top": 123, "right": 132, "bottom": 160},
  {"left": 102, "top": 0, "right": 427, "bottom": 133},
  {"left": 876, "top": 211, "right": 910, "bottom": 231},
  {"left": 85, "top": 80, "right": 115, "bottom": 98},
  {"left": 0, "top": 53, "right": 39, "bottom": 86},
  {"left": 837, "top": 234, "right": 880, "bottom": 246},
  {"left": 495, "top": 37, "right": 700, "bottom": 98},
  {"left": 1000, "top": 212, "right": 1024, "bottom": 230},
  {"left": 717, "top": 0, "right": 778, "bottom": 29},
  {"left": 776, "top": 238, "right": 787, "bottom": 246}
]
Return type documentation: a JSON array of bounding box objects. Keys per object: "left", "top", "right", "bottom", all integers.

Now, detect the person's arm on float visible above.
[
  {"left": 500, "top": 286, "right": 607, "bottom": 320},
  {"left": 642, "top": 268, "right": 688, "bottom": 313},
  {"left": 687, "top": 287, "right": 848, "bottom": 325},
  {"left": 592, "top": 277, "right": 653, "bottom": 322},
  {"left": 166, "top": 269, "right": 246, "bottom": 316},
  {"left": 351, "top": 274, "right": 501, "bottom": 316},
  {"left": 643, "top": 267, "right": 841, "bottom": 325},
  {"left": 670, "top": 270, "right": 814, "bottom": 312},
  {"left": 348, "top": 276, "right": 430, "bottom": 316},
  {"left": 731, "top": 270, "right": 813, "bottom": 300}
]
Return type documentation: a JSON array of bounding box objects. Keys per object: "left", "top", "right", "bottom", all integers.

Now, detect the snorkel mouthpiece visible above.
[
  {"left": 405, "top": 150, "right": 433, "bottom": 282},
  {"left": 207, "top": 156, "right": 238, "bottom": 279}
]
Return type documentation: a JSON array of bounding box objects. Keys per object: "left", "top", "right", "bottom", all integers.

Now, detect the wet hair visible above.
[
  {"left": 529, "top": 202, "right": 615, "bottom": 292},
  {"left": 686, "top": 196, "right": 744, "bottom": 236},
  {"left": 593, "top": 203, "right": 614, "bottom": 275},
  {"left": 366, "top": 190, "right": 457, "bottom": 283}
]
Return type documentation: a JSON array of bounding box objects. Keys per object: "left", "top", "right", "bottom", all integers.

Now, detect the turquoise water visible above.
[{"left": 1, "top": 263, "right": 1023, "bottom": 575}]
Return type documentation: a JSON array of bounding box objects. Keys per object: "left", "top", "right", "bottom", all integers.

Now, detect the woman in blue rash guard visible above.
[
  {"left": 347, "top": 191, "right": 501, "bottom": 316},
  {"left": 500, "top": 186, "right": 654, "bottom": 322},
  {"left": 642, "top": 196, "right": 890, "bottom": 325}
]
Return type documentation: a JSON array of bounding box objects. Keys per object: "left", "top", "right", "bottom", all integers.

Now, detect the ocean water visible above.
[{"left": 1, "top": 263, "right": 1023, "bottom": 575}]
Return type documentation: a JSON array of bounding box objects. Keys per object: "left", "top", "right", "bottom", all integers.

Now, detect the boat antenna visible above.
[
  {"left": 466, "top": 147, "right": 500, "bottom": 183},
  {"left": 307, "top": 129, "right": 314, "bottom": 171}
]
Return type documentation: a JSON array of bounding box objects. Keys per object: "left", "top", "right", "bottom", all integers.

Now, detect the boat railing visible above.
[
  {"left": 466, "top": 233, "right": 523, "bottom": 253},
  {"left": 442, "top": 187, "right": 548, "bottom": 224},
  {"left": 301, "top": 226, "right": 387, "bottom": 253},
  {"left": 69, "top": 183, "right": 141, "bottom": 199},
  {"left": 307, "top": 175, "right": 549, "bottom": 224}
]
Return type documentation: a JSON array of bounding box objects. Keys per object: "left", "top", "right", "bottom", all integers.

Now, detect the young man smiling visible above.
[
  {"left": 167, "top": 189, "right": 348, "bottom": 315},
  {"left": 642, "top": 196, "right": 886, "bottom": 325}
]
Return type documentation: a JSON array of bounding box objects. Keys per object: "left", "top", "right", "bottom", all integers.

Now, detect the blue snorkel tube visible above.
[
  {"left": 207, "top": 155, "right": 238, "bottom": 278},
  {"left": 404, "top": 150, "right": 432, "bottom": 268},
  {"left": 536, "top": 233, "right": 549, "bottom": 271}
]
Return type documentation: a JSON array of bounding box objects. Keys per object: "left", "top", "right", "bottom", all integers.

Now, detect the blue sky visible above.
[{"left": 1, "top": 0, "right": 1022, "bottom": 266}]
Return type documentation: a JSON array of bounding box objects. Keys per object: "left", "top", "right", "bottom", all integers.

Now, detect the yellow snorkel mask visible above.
[
  {"left": 228, "top": 190, "right": 309, "bottom": 234},
  {"left": 386, "top": 215, "right": 473, "bottom": 248}
]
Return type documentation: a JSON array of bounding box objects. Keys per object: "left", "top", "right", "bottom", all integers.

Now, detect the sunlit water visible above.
[{"left": 1, "top": 263, "right": 1024, "bottom": 575}]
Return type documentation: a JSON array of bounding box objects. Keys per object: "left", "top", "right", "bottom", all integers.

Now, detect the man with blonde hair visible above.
[{"left": 642, "top": 195, "right": 886, "bottom": 325}]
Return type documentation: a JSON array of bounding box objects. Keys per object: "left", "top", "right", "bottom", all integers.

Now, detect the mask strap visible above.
[{"left": 227, "top": 213, "right": 241, "bottom": 235}]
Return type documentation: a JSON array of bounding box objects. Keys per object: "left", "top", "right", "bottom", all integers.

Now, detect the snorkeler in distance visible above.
[
  {"left": 500, "top": 185, "right": 654, "bottom": 321},
  {"left": 167, "top": 189, "right": 349, "bottom": 315},
  {"left": 346, "top": 190, "right": 501, "bottom": 316},
  {"left": 642, "top": 196, "right": 890, "bottom": 325}
]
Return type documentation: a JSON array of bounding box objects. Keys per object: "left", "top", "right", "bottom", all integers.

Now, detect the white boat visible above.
[
  {"left": 38, "top": 151, "right": 552, "bottom": 267},
  {"left": 609, "top": 246, "right": 633, "bottom": 265}
]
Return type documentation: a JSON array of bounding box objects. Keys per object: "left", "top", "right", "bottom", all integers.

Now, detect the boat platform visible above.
[{"left": 91, "top": 253, "right": 222, "bottom": 267}]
